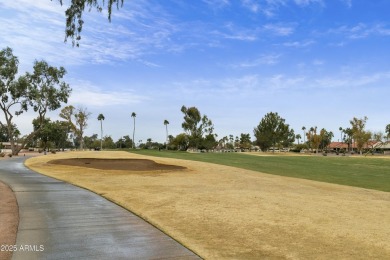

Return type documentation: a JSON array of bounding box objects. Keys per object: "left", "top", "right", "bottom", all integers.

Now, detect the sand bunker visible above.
[{"left": 48, "top": 158, "right": 186, "bottom": 171}]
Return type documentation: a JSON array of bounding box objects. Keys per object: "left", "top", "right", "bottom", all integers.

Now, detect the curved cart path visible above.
[{"left": 0, "top": 156, "right": 200, "bottom": 260}]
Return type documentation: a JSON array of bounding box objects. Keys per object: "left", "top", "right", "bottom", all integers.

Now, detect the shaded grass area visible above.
[{"left": 129, "top": 150, "right": 390, "bottom": 192}]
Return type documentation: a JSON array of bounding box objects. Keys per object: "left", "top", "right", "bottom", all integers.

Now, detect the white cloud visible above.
[
  {"left": 233, "top": 54, "right": 282, "bottom": 68},
  {"left": 312, "top": 59, "right": 324, "bottom": 66},
  {"left": 266, "top": 74, "right": 306, "bottom": 90},
  {"left": 283, "top": 40, "right": 315, "bottom": 47},
  {"left": 172, "top": 69, "right": 390, "bottom": 99},
  {"left": 328, "top": 23, "right": 390, "bottom": 40},
  {"left": 283, "top": 40, "right": 315, "bottom": 48},
  {"left": 241, "top": 0, "right": 260, "bottom": 13},
  {"left": 340, "top": 0, "right": 352, "bottom": 8},
  {"left": 243, "top": 0, "right": 324, "bottom": 17},
  {"left": 68, "top": 80, "right": 150, "bottom": 107},
  {"left": 294, "top": 0, "right": 324, "bottom": 7},
  {"left": 202, "top": 0, "right": 230, "bottom": 8},
  {"left": 213, "top": 23, "right": 260, "bottom": 41},
  {"left": 315, "top": 71, "right": 390, "bottom": 89},
  {"left": 263, "top": 23, "right": 295, "bottom": 36}
]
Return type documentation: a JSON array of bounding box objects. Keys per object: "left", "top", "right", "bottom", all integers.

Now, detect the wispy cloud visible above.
[
  {"left": 340, "top": 0, "right": 352, "bottom": 8},
  {"left": 233, "top": 54, "right": 282, "bottom": 68},
  {"left": 212, "top": 23, "right": 260, "bottom": 41},
  {"left": 241, "top": 0, "right": 325, "bottom": 17},
  {"left": 203, "top": 0, "right": 231, "bottom": 9},
  {"left": 312, "top": 59, "right": 324, "bottom": 66},
  {"left": 294, "top": 0, "right": 324, "bottom": 7},
  {"left": 314, "top": 71, "right": 390, "bottom": 89},
  {"left": 172, "top": 69, "right": 390, "bottom": 99},
  {"left": 241, "top": 0, "right": 261, "bottom": 13},
  {"left": 283, "top": 40, "right": 315, "bottom": 47},
  {"left": 328, "top": 23, "right": 390, "bottom": 40},
  {"left": 263, "top": 23, "right": 295, "bottom": 36},
  {"left": 68, "top": 80, "right": 150, "bottom": 107},
  {"left": 246, "top": 0, "right": 287, "bottom": 17}
]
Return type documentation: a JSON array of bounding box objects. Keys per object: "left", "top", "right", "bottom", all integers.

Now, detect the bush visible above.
[
  {"left": 51, "top": 150, "right": 56, "bottom": 154},
  {"left": 0, "top": 152, "right": 5, "bottom": 157},
  {"left": 291, "top": 144, "right": 308, "bottom": 153},
  {"left": 7, "top": 153, "right": 12, "bottom": 157}
]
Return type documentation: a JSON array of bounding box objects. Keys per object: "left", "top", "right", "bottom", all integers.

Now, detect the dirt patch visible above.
[
  {"left": 48, "top": 158, "right": 187, "bottom": 172},
  {"left": 0, "top": 181, "right": 19, "bottom": 260}
]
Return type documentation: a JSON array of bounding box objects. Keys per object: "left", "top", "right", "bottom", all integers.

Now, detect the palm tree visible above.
[
  {"left": 131, "top": 112, "right": 136, "bottom": 149},
  {"left": 302, "top": 126, "right": 306, "bottom": 144},
  {"left": 308, "top": 127, "right": 315, "bottom": 152},
  {"left": 385, "top": 124, "right": 390, "bottom": 142},
  {"left": 339, "top": 127, "right": 343, "bottom": 142},
  {"left": 164, "top": 119, "right": 169, "bottom": 150},
  {"left": 97, "top": 113, "right": 105, "bottom": 150},
  {"left": 296, "top": 134, "right": 301, "bottom": 145}
]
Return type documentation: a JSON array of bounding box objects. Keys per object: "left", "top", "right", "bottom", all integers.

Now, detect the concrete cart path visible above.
[{"left": 0, "top": 156, "right": 200, "bottom": 260}]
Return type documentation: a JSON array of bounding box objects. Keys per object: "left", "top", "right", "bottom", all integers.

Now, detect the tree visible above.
[
  {"left": 372, "top": 131, "right": 384, "bottom": 142},
  {"left": 239, "top": 133, "right": 252, "bottom": 150},
  {"left": 350, "top": 116, "right": 371, "bottom": 155},
  {"left": 146, "top": 138, "right": 152, "bottom": 149},
  {"left": 32, "top": 119, "right": 71, "bottom": 150},
  {"left": 218, "top": 136, "right": 229, "bottom": 149},
  {"left": 164, "top": 119, "right": 169, "bottom": 150},
  {"left": 386, "top": 124, "right": 390, "bottom": 141},
  {"left": 343, "top": 127, "right": 354, "bottom": 152},
  {"left": 115, "top": 137, "right": 124, "bottom": 148},
  {"left": 0, "top": 123, "right": 19, "bottom": 142},
  {"left": 103, "top": 135, "right": 116, "bottom": 149},
  {"left": 339, "top": 127, "right": 343, "bottom": 142},
  {"left": 180, "top": 105, "right": 214, "bottom": 149},
  {"left": 302, "top": 126, "right": 306, "bottom": 144},
  {"left": 171, "top": 133, "right": 189, "bottom": 151},
  {"left": 131, "top": 112, "right": 136, "bottom": 149},
  {"left": 319, "top": 128, "right": 333, "bottom": 151},
  {"left": 1, "top": 47, "right": 28, "bottom": 154},
  {"left": 254, "top": 112, "right": 295, "bottom": 152},
  {"left": 0, "top": 47, "right": 70, "bottom": 155},
  {"left": 115, "top": 135, "right": 133, "bottom": 149},
  {"left": 97, "top": 113, "right": 105, "bottom": 150},
  {"left": 56, "top": 0, "right": 124, "bottom": 47},
  {"left": 60, "top": 106, "right": 91, "bottom": 150},
  {"left": 202, "top": 133, "right": 218, "bottom": 151},
  {"left": 295, "top": 134, "right": 301, "bottom": 145},
  {"left": 83, "top": 133, "right": 99, "bottom": 149},
  {"left": 306, "top": 126, "right": 321, "bottom": 153},
  {"left": 32, "top": 118, "right": 53, "bottom": 150}
]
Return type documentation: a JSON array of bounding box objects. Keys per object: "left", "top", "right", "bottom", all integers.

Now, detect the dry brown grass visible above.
[
  {"left": 25, "top": 151, "right": 390, "bottom": 259},
  {"left": 0, "top": 181, "right": 19, "bottom": 260}
]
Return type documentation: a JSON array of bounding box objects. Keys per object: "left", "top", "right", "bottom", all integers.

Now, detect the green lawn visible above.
[{"left": 129, "top": 150, "right": 390, "bottom": 192}]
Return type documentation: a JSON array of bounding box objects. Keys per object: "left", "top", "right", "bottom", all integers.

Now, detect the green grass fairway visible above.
[{"left": 129, "top": 150, "right": 390, "bottom": 192}]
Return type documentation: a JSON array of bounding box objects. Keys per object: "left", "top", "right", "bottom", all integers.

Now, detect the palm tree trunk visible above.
[
  {"left": 165, "top": 125, "right": 168, "bottom": 150},
  {"left": 100, "top": 120, "right": 103, "bottom": 150},
  {"left": 132, "top": 118, "right": 135, "bottom": 149}
]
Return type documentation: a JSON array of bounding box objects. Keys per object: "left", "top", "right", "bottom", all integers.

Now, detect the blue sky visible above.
[{"left": 1, "top": 0, "right": 389, "bottom": 143}]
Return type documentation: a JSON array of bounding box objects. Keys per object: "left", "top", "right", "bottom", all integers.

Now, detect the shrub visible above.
[
  {"left": 7, "top": 153, "right": 12, "bottom": 157},
  {"left": 0, "top": 152, "right": 5, "bottom": 157}
]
